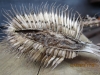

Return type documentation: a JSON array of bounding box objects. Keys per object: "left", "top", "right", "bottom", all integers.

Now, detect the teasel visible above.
[{"left": 1, "top": 3, "right": 100, "bottom": 69}]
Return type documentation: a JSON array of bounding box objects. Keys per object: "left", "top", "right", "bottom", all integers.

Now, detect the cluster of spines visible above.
[
  {"left": 8, "top": 34, "right": 78, "bottom": 69},
  {"left": 3, "top": 3, "right": 83, "bottom": 40}
]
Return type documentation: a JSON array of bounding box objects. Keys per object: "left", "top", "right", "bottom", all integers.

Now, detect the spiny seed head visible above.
[{"left": 2, "top": 3, "right": 100, "bottom": 69}]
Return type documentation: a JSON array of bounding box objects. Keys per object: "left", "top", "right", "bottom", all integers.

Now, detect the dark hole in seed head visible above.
[
  {"left": 26, "top": 21, "right": 28, "bottom": 23},
  {"left": 45, "top": 21, "right": 48, "bottom": 23},
  {"left": 31, "top": 21, "right": 33, "bottom": 23},
  {"left": 35, "top": 21, "right": 37, "bottom": 23}
]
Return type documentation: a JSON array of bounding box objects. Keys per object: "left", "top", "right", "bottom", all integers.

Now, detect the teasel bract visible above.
[{"left": 1, "top": 3, "right": 100, "bottom": 69}]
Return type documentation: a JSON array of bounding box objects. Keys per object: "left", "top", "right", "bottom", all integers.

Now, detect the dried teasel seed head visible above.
[{"left": 1, "top": 3, "right": 100, "bottom": 69}]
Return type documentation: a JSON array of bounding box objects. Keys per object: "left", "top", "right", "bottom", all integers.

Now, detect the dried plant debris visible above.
[
  {"left": 1, "top": 3, "right": 100, "bottom": 69},
  {"left": 82, "top": 15, "right": 100, "bottom": 27}
]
